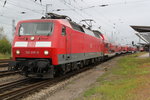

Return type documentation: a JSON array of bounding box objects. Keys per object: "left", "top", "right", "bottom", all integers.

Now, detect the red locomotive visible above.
[
  {"left": 10, "top": 13, "right": 104, "bottom": 78},
  {"left": 9, "top": 13, "right": 137, "bottom": 78}
]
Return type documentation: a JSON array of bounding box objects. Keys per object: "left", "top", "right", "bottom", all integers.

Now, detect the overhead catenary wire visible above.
[
  {"left": 0, "top": 0, "right": 43, "bottom": 15},
  {"left": 80, "top": 0, "right": 149, "bottom": 10},
  {"left": 0, "top": 3, "right": 33, "bottom": 16},
  {"left": 0, "top": 0, "right": 145, "bottom": 45},
  {"left": 59, "top": 0, "right": 98, "bottom": 23},
  {"left": 80, "top": 1, "right": 114, "bottom": 26},
  {"left": 59, "top": 0, "right": 119, "bottom": 40},
  {"left": 3, "top": 0, "right": 7, "bottom": 7},
  {"left": 61, "top": 0, "right": 115, "bottom": 30},
  {"left": 80, "top": 1, "right": 136, "bottom": 39},
  {"left": 68, "top": 0, "right": 132, "bottom": 44},
  {"left": 59, "top": 0, "right": 118, "bottom": 39},
  {"left": 58, "top": 0, "right": 88, "bottom": 20},
  {"left": 27, "top": 0, "right": 46, "bottom": 7}
]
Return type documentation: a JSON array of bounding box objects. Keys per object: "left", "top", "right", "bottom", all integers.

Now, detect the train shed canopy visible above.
[{"left": 131, "top": 26, "right": 150, "bottom": 43}]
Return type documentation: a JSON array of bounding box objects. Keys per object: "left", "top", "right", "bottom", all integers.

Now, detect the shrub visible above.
[{"left": 0, "top": 37, "right": 11, "bottom": 54}]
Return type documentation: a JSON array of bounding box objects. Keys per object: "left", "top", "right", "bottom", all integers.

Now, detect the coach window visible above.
[
  {"left": 62, "top": 26, "right": 66, "bottom": 36},
  {"left": 105, "top": 43, "right": 109, "bottom": 48}
]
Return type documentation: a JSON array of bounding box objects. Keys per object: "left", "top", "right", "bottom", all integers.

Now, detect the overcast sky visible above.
[{"left": 0, "top": 0, "right": 150, "bottom": 45}]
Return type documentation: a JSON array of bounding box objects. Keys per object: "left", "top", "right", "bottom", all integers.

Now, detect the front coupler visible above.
[{"left": 9, "top": 59, "right": 54, "bottom": 78}]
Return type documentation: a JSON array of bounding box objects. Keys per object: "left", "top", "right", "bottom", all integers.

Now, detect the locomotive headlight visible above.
[
  {"left": 16, "top": 50, "right": 20, "bottom": 55},
  {"left": 44, "top": 50, "right": 49, "bottom": 55},
  {"left": 30, "top": 36, "right": 35, "bottom": 41}
]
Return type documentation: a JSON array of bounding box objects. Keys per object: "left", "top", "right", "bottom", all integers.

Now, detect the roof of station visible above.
[
  {"left": 131, "top": 26, "right": 150, "bottom": 44},
  {"left": 131, "top": 26, "right": 150, "bottom": 32}
]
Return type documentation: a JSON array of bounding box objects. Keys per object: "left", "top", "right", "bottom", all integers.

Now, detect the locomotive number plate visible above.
[{"left": 25, "top": 51, "right": 40, "bottom": 54}]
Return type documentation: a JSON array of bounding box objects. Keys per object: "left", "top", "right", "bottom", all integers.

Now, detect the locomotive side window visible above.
[
  {"left": 19, "top": 22, "right": 53, "bottom": 36},
  {"left": 93, "top": 31, "right": 101, "bottom": 38},
  {"left": 62, "top": 26, "right": 66, "bottom": 36},
  {"left": 70, "top": 22, "right": 84, "bottom": 32},
  {"left": 83, "top": 28, "right": 95, "bottom": 37},
  {"left": 93, "top": 33, "right": 100, "bottom": 38},
  {"left": 93, "top": 30, "right": 104, "bottom": 39}
]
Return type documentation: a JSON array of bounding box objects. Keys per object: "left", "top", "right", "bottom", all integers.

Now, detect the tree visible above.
[
  {"left": 0, "top": 27, "right": 4, "bottom": 40},
  {"left": 0, "top": 27, "right": 11, "bottom": 54},
  {"left": 0, "top": 37, "right": 11, "bottom": 54}
]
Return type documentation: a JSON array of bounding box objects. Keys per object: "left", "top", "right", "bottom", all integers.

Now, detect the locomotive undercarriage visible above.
[
  {"left": 9, "top": 59, "right": 54, "bottom": 78},
  {"left": 57, "top": 56, "right": 104, "bottom": 75},
  {"left": 9, "top": 56, "right": 104, "bottom": 78}
]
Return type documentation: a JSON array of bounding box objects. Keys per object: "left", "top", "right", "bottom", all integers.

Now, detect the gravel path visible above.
[
  {"left": 139, "top": 53, "right": 149, "bottom": 58},
  {"left": 22, "top": 57, "right": 120, "bottom": 100}
]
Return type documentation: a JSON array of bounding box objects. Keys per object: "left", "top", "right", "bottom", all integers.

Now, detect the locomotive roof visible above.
[
  {"left": 18, "top": 18, "right": 105, "bottom": 39},
  {"left": 18, "top": 19, "right": 72, "bottom": 28}
]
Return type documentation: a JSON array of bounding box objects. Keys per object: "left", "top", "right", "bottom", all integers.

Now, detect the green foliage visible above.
[
  {"left": 81, "top": 53, "right": 150, "bottom": 100},
  {"left": 0, "top": 53, "right": 11, "bottom": 59},
  {"left": 0, "top": 37, "right": 11, "bottom": 54}
]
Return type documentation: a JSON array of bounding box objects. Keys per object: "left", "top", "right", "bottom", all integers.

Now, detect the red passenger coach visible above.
[
  {"left": 102, "top": 34, "right": 117, "bottom": 58},
  {"left": 10, "top": 13, "right": 104, "bottom": 78}
]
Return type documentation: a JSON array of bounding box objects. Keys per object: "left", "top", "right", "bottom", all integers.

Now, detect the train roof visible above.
[
  {"left": 18, "top": 19, "right": 72, "bottom": 28},
  {"left": 17, "top": 12, "right": 105, "bottom": 39}
]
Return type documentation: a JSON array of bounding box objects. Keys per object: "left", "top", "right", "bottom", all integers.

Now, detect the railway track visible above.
[
  {"left": 0, "top": 78, "right": 31, "bottom": 93},
  {"left": 0, "top": 59, "right": 11, "bottom": 68},
  {"left": 0, "top": 70, "right": 19, "bottom": 77},
  {"left": 0, "top": 55, "right": 125, "bottom": 100},
  {"left": 0, "top": 66, "right": 93, "bottom": 100},
  {"left": 0, "top": 63, "right": 9, "bottom": 68},
  {"left": 0, "top": 59, "right": 12, "bottom": 63}
]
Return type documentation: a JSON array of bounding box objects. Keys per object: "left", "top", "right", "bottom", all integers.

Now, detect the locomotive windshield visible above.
[{"left": 19, "top": 22, "right": 53, "bottom": 36}]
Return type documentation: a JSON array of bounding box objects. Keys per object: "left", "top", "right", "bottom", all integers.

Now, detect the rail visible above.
[
  {"left": 0, "top": 66, "right": 92, "bottom": 100},
  {"left": 0, "top": 70, "right": 19, "bottom": 77}
]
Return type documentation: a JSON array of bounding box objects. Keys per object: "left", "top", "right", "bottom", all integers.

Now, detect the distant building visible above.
[{"left": 131, "top": 26, "right": 150, "bottom": 52}]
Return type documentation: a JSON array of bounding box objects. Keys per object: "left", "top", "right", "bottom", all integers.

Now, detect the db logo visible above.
[{"left": 28, "top": 42, "right": 36, "bottom": 47}]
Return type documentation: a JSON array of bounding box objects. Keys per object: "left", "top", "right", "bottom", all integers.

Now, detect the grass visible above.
[
  {"left": 79, "top": 52, "right": 150, "bottom": 100},
  {"left": 0, "top": 53, "right": 11, "bottom": 59}
]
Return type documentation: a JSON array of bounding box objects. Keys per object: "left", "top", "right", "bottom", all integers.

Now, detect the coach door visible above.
[{"left": 65, "top": 27, "right": 72, "bottom": 60}]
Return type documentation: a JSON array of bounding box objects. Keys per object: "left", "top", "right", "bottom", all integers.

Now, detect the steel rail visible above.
[
  {"left": 0, "top": 66, "right": 92, "bottom": 100},
  {"left": 0, "top": 71, "right": 19, "bottom": 77},
  {"left": 0, "top": 63, "right": 9, "bottom": 67},
  {"left": 0, "top": 59, "right": 12, "bottom": 64},
  {"left": 0, "top": 78, "right": 31, "bottom": 93}
]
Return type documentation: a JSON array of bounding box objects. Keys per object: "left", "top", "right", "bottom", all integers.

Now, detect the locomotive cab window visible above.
[
  {"left": 62, "top": 26, "right": 66, "bottom": 36},
  {"left": 19, "top": 22, "right": 53, "bottom": 36}
]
